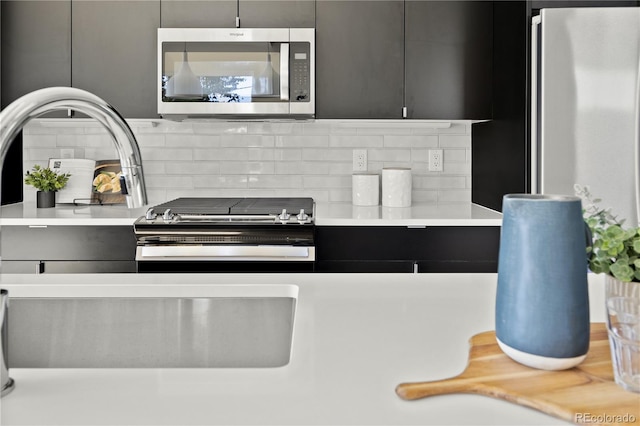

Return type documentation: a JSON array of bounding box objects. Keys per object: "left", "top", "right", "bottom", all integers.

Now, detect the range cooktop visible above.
[
  {"left": 137, "top": 197, "right": 315, "bottom": 225},
  {"left": 150, "top": 197, "right": 314, "bottom": 216}
]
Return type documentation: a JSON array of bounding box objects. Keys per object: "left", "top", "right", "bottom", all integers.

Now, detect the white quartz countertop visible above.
[
  {"left": 1, "top": 272, "right": 606, "bottom": 425},
  {"left": 0, "top": 201, "right": 501, "bottom": 226}
]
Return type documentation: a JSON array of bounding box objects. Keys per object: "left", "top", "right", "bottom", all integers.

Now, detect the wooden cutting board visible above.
[{"left": 396, "top": 323, "right": 640, "bottom": 425}]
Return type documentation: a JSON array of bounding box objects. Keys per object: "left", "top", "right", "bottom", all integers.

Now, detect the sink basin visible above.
[{"left": 8, "top": 285, "right": 297, "bottom": 368}]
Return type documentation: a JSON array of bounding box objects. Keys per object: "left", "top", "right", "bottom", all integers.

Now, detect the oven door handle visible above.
[{"left": 136, "top": 245, "right": 315, "bottom": 261}]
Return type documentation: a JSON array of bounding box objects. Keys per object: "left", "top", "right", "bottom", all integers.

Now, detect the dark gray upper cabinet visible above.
[
  {"left": 72, "top": 0, "right": 159, "bottom": 118},
  {"left": 404, "top": 1, "right": 493, "bottom": 119},
  {"left": 0, "top": 0, "right": 71, "bottom": 112},
  {"left": 239, "top": 1, "right": 315, "bottom": 28},
  {"left": 315, "top": 0, "right": 404, "bottom": 119},
  {"left": 316, "top": 0, "right": 493, "bottom": 120},
  {"left": 160, "top": 0, "right": 314, "bottom": 28},
  {"left": 160, "top": 0, "right": 236, "bottom": 27}
]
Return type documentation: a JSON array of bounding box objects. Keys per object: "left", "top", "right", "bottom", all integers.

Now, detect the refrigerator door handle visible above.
[{"left": 531, "top": 15, "right": 542, "bottom": 195}]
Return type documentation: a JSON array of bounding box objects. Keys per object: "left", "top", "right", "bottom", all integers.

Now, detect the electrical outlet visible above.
[
  {"left": 60, "top": 149, "right": 74, "bottom": 159},
  {"left": 353, "top": 149, "right": 367, "bottom": 172},
  {"left": 429, "top": 149, "right": 443, "bottom": 172}
]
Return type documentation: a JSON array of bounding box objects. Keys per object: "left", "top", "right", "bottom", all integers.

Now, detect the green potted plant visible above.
[
  {"left": 24, "top": 165, "right": 71, "bottom": 208},
  {"left": 575, "top": 184, "right": 640, "bottom": 287}
]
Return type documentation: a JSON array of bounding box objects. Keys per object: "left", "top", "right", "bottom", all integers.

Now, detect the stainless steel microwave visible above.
[{"left": 157, "top": 28, "right": 315, "bottom": 117}]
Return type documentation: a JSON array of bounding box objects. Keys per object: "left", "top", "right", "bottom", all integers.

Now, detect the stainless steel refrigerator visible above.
[{"left": 531, "top": 7, "right": 640, "bottom": 227}]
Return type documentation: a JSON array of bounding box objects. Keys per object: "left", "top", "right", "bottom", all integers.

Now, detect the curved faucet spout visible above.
[{"left": 0, "top": 87, "right": 147, "bottom": 208}]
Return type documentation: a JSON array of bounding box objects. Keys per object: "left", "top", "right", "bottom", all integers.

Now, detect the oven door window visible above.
[{"left": 162, "top": 42, "right": 288, "bottom": 103}]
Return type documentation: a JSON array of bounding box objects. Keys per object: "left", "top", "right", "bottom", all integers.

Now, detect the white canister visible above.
[
  {"left": 352, "top": 173, "right": 380, "bottom": 206},
  {"left": 382, "top": 167, "right": 412, "bottom": 207}
]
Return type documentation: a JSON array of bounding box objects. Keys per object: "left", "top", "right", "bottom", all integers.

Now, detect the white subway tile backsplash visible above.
[
  {"left": 356, "top": 126, "right": 411, "bottom": 136},
  {"left": 248, "top": 175, "right": 303, "bottom": 188},
  {"left": 146, "top": 175, "right": 193, "bottom": 189},
  {"left": 329, "top": 189, "right": 352, "bottom": 203},
  {"left": 135, "top": 133, "right": 166, "bottom": 147},
  {"left": 444, "top": 149, "right": 468, "bottom": 163},
  {"left": 192, "top": 122, "right": 247, "bottom": 135},
  {"left": 165, "top": 161, "right": 220, "bottom": 175},
  {"left": 302, "top": 148, "right": 350, "bottom": 162},
  {"left": 165, "top": 134, "right": 218, "bottom": 148},
  {"left": 443, "top": 162, "right": 471, "bottom": 174},
  {"left": 328, "top": 162, "right": 352, "bottom": 175},
  {"left": 22, "top": 119, "right": 475, "bottom": 204},
  {"left": 247, "top": 122, "right": 299, "bottom": 135},
  {"left": 384, "top": 135, "right": 438, "bottom": 148},
  {"left": 329, "top": 135, "right": 384, "bottom": 148},
  {"left": 142, "top": 161, "right": 167, "bottom": 175},
  {"left": 274, "top": 149, "right": 302, "bottom": 161},
  {"left": 221, "top": 134, "right": 275, "bottom": 147},
  {"left": 142, "top": 148, "right": 193, "bottom": 161},
  {"left": 412, "top": 190, "right": 439, "bottom": 203},
  {"left": 439, "top": 189, "right": 472, "bottom": 202},
  {"left": 439, "top": 134, "right": 471, "bottom": 148},
  {"left": 415, "top": 176, "right": 467, "bottom": 190},
  {"left": 83, "top": 148, "right": 119, "bottom": 160},
  {"left": 275, "top": 135, "right": 329, "bottom": 148},
  {"left": 369, "top": 148, "right": 411, "bottom": 163},
  {"left": 304, "top": 175, "right": 352, "bottom": 189},
  {"left": 26, "top": 135, "right": 57, "bottom": 148},
  {"left": 193, "top": 175, "right": 248, "bottom": 189},
  {"left": 220, "top": 161, "right": 275, "bottom": 175}
]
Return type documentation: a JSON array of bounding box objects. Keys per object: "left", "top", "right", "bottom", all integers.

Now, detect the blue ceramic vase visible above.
[{"left": 496, "top": 194, "right": 590, "bottom": 370}]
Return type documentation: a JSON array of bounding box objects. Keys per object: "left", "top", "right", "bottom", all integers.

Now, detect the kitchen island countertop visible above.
[
  {"left": 1, "top": 272, "right": 605, "bottom": 426},
  {"left": 0, "top": 201, "right": 501, "bottom": 226}
]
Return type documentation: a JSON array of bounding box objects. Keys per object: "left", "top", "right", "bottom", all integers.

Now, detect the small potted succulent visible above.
[
  {"left": 24, "top": 165, "right": 72, "bottom": 208},
  {"left": 575, "top": 184, "right": 640, "bottom": 284}
]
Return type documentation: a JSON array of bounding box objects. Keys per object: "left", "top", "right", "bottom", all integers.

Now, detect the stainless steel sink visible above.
[{"left": 8, "top": 285, "right": 297, "bottom": 368}]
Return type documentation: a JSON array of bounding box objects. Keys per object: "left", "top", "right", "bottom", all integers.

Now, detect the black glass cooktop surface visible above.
[{"left": 151, "top": 197, "right": 314, "bottom": 216}]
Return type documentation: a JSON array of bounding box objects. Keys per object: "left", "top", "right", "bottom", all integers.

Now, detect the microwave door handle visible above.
[{"left": 280, "top": 43, "right": 289, "bottom": 101}]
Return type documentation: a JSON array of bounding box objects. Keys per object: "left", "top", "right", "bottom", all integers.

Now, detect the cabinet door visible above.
[
  {"left": 1, "top": 226, "right": 137, "bottom": 261},
  {"left": 1, "top": 260, "right": 136, "bottom": 274},
  {"left": 72, "top": 0, "right": 159, "bottom": 118},
  {"left": 239, "top": 0, "right": 315, "bottom": 28},
  {"left": 160, "top": 0, "right": 236, "bottom": 27},
  {"left": 405, "top": 1, "right": 492, "bottom": 119},
  {"left": 0, "top": 0, "right": 71, "bottom": 113},
  {"left": 315, "top": 0, "right": 404, "bottom": 119},
  {"left": 315, "top": 226, "right": 499, "bottom": 273}
]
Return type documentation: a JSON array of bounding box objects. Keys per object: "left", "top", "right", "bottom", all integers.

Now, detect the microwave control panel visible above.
[{"left": 290, "top": 42, "right": 311, "bottom": 103}]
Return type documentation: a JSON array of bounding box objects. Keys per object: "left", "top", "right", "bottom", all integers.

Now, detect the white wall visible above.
[{"left": 22, "top": 119, "right": 472, "bottom": 205}]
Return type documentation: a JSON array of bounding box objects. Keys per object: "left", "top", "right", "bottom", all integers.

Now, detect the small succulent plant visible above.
[{"left": 24, "top": 165, "right": 71, "bottom": 192}]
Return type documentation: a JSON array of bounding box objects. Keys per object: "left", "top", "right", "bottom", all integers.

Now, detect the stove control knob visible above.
[
  {"left": 296, "top": 209, "right": 309, "bottom": 223},
  {"left": 162, "top": 208, "right": 174, "bottom": 222},
  {"left": 278, "top": 209, "right": 291, "bottom": 223},
  {"left": 145, "top": 208, "right": 157, "bottom": 221}
]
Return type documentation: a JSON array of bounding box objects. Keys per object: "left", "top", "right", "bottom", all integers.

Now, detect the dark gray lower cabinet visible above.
[
  {"left": 1, "top": 225, "right": 137, "bottom": 273},
  {"left": 315, "top": 226, "right": 500, "bottom": 273}
]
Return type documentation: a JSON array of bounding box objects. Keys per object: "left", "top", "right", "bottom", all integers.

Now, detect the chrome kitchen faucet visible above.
[
  {"left": 0, "top": 86, "right": 148, "bottom": 208},
  {"left": 0, "top": 87, "right": 149, "bottom": 397}
]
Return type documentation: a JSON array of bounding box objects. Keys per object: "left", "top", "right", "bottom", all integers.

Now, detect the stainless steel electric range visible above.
[{"left": 134, "top": 197, "right": 315, "bottom": 273}]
